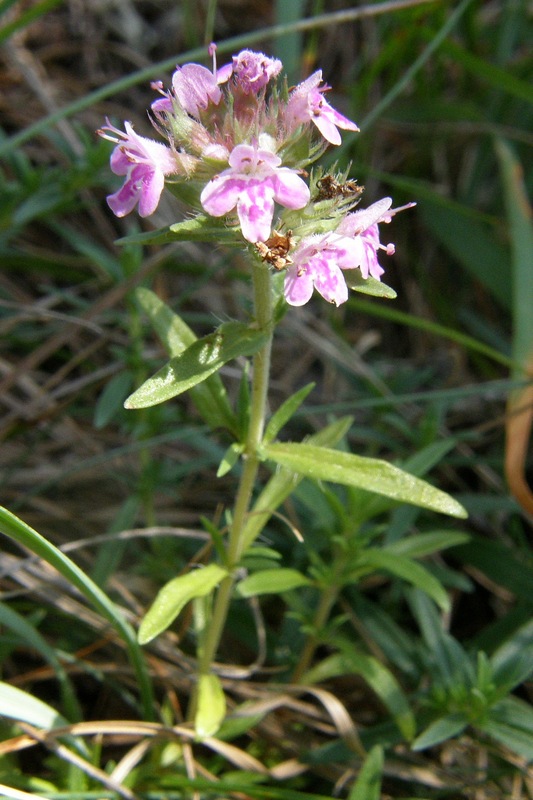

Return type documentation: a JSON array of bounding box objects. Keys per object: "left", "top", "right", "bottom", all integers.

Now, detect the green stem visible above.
[
  {"left": 195, "top": 258, "right": 274, "bottom": 684},
  {"left": 291, "top": 540, "right": 349, "bottom": 683},
  {"left": 291, "top": 582, "right": 340, "bottom": 684}
]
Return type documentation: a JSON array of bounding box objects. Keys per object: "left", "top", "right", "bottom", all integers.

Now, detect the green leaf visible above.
[
  {"left": 418, "top": 200, "right": 511, "bottom": 309},
  {"left": 496, "top": 140, "right": 533, "bottom": 377},
  {"left": 303, "top": 649, "right": 415, "bottom": 742},
  {"left": 385, "top": 531, "right": 470, "bottom": 559},
  {"left": 125, "top": 321, "right": 269, "bottom": 409},
  {"left": 236, "top": 568, "right": 311, "bottom": 598},
  {"left": 241, "top": 416, "right": 354, "bottom": 551},
  {"left": 134, "top": 288, "right": 236, "bottom": 432},
  {"left": 478, "top": 697, "right": 533, "bottom": 760},
  {"left": 451, "top": 536, "right": 533, "bottom": 601},
  {"left": 409, "top": 590, "right": 474, "bottom": 685},
  {"left": 0, "top": 505, "right": 154, "bottom": 721},
  {"left": 490, "top": 618, "right": 533, "bottom": 692},
  {"left": 264, "top": 382, "right": 315, "bottom": 444},
  {"left": 412, "top": 713, "right": 468, "bottom": 751},
  {"left": 195, "top": 673, "right": 226, "bottom": 738},
  {"left": 217, "top": 442, "right": 243, "bottom": 478},
  {"left": 348, "top": 745, "right": 383, "bottom": 800},
  {"left": 358, "top": 550, "right": 450, "bottom": 612},
  {"left": 345, "top": 271, "right": 397, "bottom": 299},
  {"left": 138, "top": 564, "right": 228, "bottom": 644},
  {"left": 262, "top": 442, "right": 467, "bottom": 519},
  {"left": 0, "top": 681, "right": 68, "bottom": 730},
  {"left": 94, "top": 371, "right": 133, "bottom": 428},
  {"left": 117, "top": 213, "right": 240, "bottom": 246},
  {"left": 0, "top": 602, "right": 80, "bottom": 721}
]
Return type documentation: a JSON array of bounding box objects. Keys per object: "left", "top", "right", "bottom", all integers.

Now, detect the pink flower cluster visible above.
[
  {"left": 99, "top": 46, "right": 412, "bottom": 306},
  {"left": 284, "top": 198, "right": 414, "bottom": 307}
]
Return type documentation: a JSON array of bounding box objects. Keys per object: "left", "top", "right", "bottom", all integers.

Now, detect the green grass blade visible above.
[
  {"left": 0, "top": 602, "right": 81, "bottom": 721},
  {"left": 0, "top": 506, "right": 154, "bottom": 720},
  {"left": 496, "top": 140, "right": 533, "bottom": 377}
]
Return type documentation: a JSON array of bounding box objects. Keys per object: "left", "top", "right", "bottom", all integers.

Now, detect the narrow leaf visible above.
[
  {"left": 125, "top": 321, "right": 268, "bottom": 409},
  {"left": 217, "top": 443, "right": 243, "bottom": 478},
  {"left": 263, "top": 442, "right": 467, "bottom": 519},
  {"left": 490, "top": 618, "right": 533, "bottom": 692},
  {"left": 386, "top": 531, "right": 470, "bottom": 559},
  {"left": 496, "top": 140, "right": 533, "bottom": 516},
  {"left": 117, "top": 214, "right": 239, "bottom": 246},
  {"left": 195, "top": 673, "right": 226, "bottom": 738},
  {"left": 412, "top": 714, "right": 468, "bottom": 751},
  {"left": 138, "top": 564, "right": 228, "bottom": 644},
  {"left": 0, "top": 681, "right": 68, "bottom": 730},
  {"left": 345, "top": 271, "right": 397, "bottom": 299},
  {"left": 348, "top": 745, "right": 383, "bottom": 800},
  {"left": 0, "top": 506, "right": 154, "bottom": 721},
  {"left": 134, "top": 288, "right": 237, "bottom": 432},
  {"left": 303, "top": 650, "right": 415, "bottom": 742},
  {"left": 264, "top": 382, "right": 315, "bottom": 444},
  {"left": 359, "top": 550, "right": 450, "bottom": 612},
  {"left": 241, "top": 416, "right": 354, "bottom": 551},
  {"left": 0, "top": 602, "right": 80, "bottom": 721},
  {"left": 236, "top": 568, "right": 311, "bottom": 598}
]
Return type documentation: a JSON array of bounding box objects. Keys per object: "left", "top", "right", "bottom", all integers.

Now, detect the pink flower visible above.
[
  {"left": 200, "top": 143, "right": 310, "bottom": 243},
  {"left": 230, "top": 50, "right": 282, "bottom": 94},
  {"left": 152, "top": 45, "right": 229, "bottom": 117},
  {"left": 171, "top": 63, "right": 223, "bottom": 117},
  {"left": 284, "top": 198, "right": 411, "bottom": 306},
  {"left": 98, "top": 120, "right": 178, "bottom": 217},
  {"left": 286, "top": 71, "right": 359, "bottom": 146}
]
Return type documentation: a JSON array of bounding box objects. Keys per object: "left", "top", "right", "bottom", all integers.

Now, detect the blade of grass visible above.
[
  {"left": 0, "top": 0, "right": 437, "bottom": 158},
  {"left": 0, "top": 0, "right": 64, "bottom": 44},
  {"left": 496, "top": 140, "right": 533, "bottom": 515},
  {"left": 358, "top": 0, "right": 476, "bottom": 133},
  {"left": 347, "top": 298, "right": 515, "bottom": 370},
  {"left": 0, "top": 506, "right": 155, "bottom": 721}
]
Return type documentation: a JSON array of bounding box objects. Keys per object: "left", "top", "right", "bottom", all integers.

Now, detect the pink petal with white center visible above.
[
  {"left": 107, "top": 177, "right": 143, "bottom": 218},
  {"left": 200, "top": 175, "right": 244, "bottom": 217},
  {"left": 311, "top": 254, "right": 349, "bottom": 305},
  {"left": 137, "top": 166, "right": 165, "bottom": 217},
  {"left": 284, "top": 264, "right": 315, "bottom": 307},
  {"left": 228, "top": 143, "right": 281, "bottom": 171},
  {"left": 236, "top": 180, "right": 275, "bottom": 242}
]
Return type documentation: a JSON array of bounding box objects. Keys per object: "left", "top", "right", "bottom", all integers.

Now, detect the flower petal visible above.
[
  {"left": 284, "top": 264, "right": 315, "bottom": 306},
  {"left": 137, "top": 166, "right": 165, "bottom": 217},
  {"left": 236, "top": 181, "right": 275, "bottom": 242},
  {"left": 200, "top": 175, "right": 243, "bottom": 217},
  {"left": 311, "top": 254, "right": 348, "bottom": 305},
  {"left": 272, "top": 170, "right": 310, "bottom": 209}
]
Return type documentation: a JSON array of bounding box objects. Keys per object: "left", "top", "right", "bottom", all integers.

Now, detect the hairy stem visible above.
[{"left": 195, "top": 258, "right": 273, "bottom": 684}]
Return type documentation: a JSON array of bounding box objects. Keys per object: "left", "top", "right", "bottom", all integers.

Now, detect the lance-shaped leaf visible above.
[
  {"left": 348, "top": 745, "right": 384, "bottom": 800},
  {"left": 125, "top": 321, "right": 269, "bottom": 409},
  {"left": 303, "top": 648, "right": 415, "bottom": 742},
  {"left": 117, "top": 213, "right": 239, "bottom": 246},
  {"left": 241, "top": 416, "right": 354, "bottom": 551},
  {"left": 262, "top": 442, "right": 467, "bottom": 519},
  {"left": 236, "top": 568, "right": 312, "bottom": 598},
  {"left": 138, "top": 564, "right": 228, "bottom": 644},
  {"left": 135, "top": 288, "right": 236, "bottom": 432},
  {"left": 357, "top": 549, "right": 450, "bottom": 611},
  {"left": 345, "top": 271, "right": 397, "bottom": 300},
  {"left": 195, "top": 673, "right": 227, "bottom": 738}
]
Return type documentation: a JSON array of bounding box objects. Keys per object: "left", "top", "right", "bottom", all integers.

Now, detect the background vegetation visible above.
[{"left": 0, "top": 0, "right": 532, "bottom": 798}]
